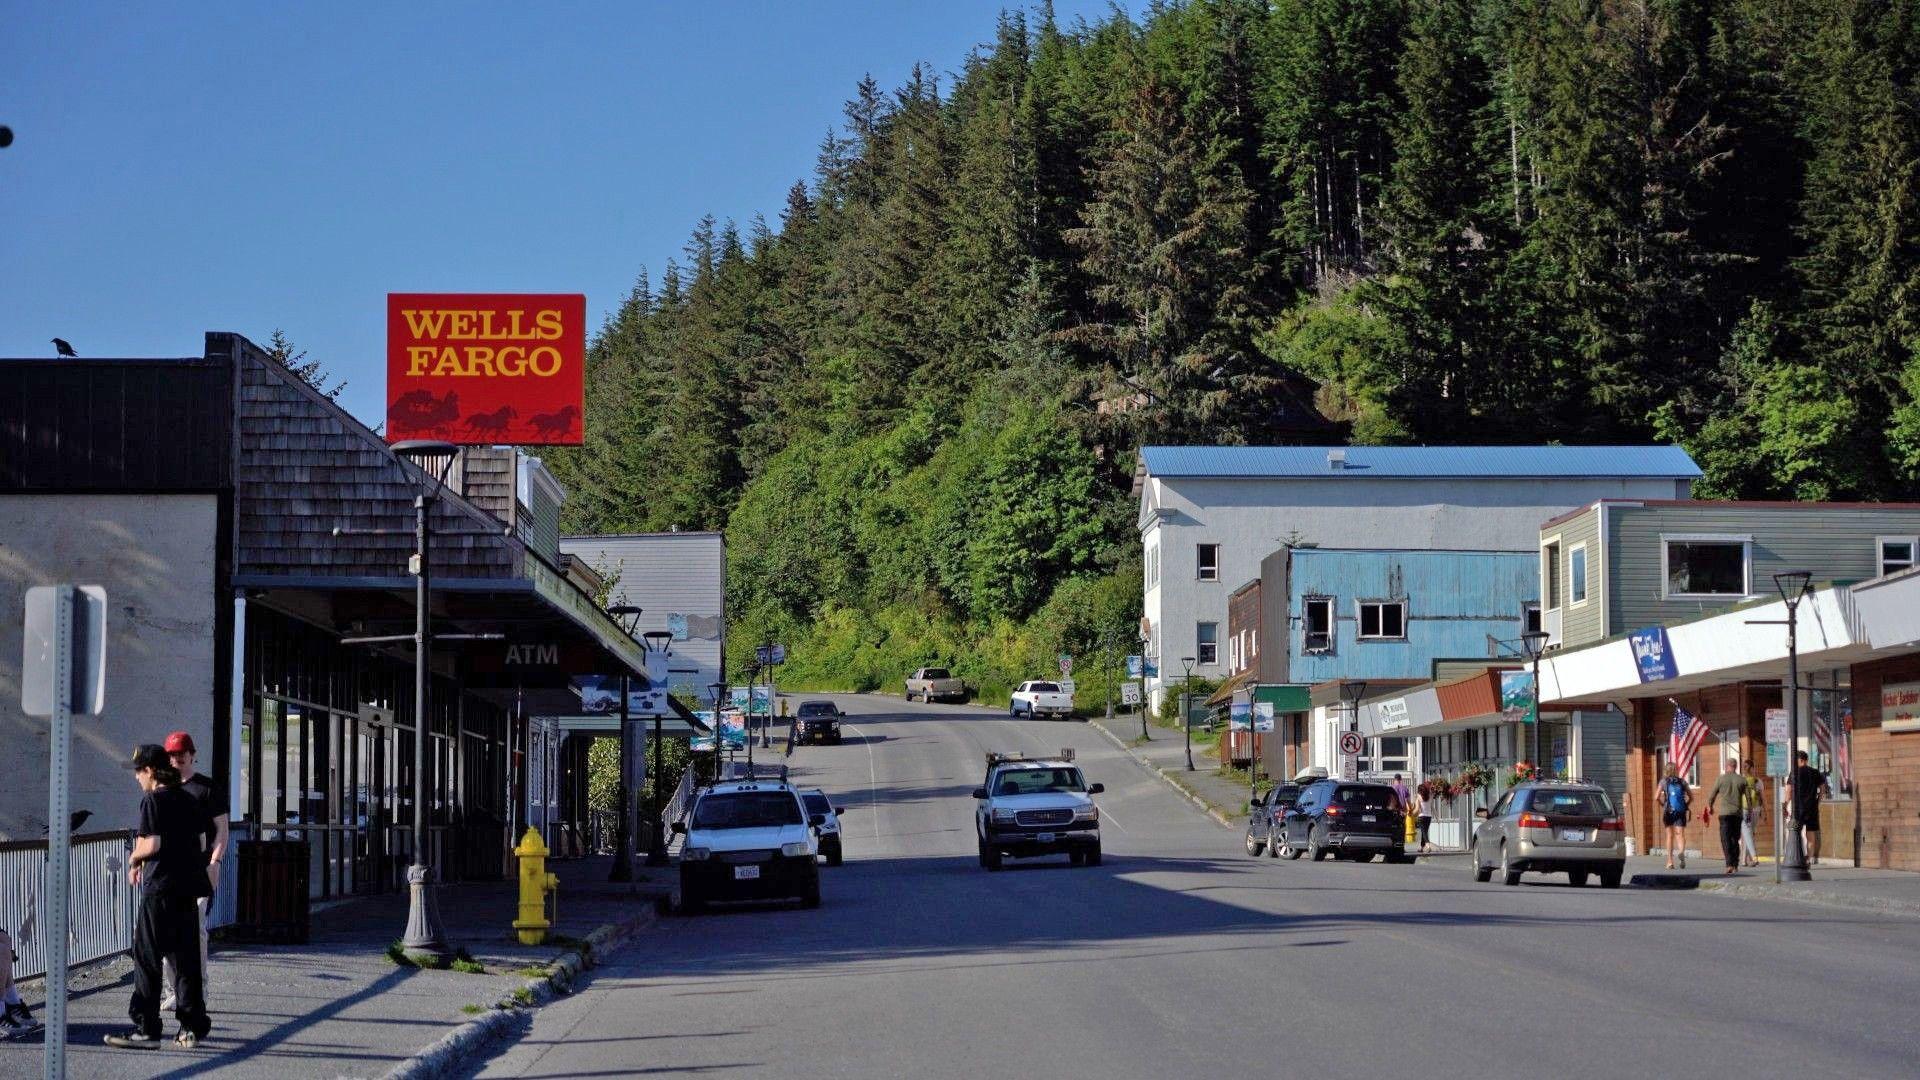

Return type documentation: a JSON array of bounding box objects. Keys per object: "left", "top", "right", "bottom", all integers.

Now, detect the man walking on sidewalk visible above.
[
  {"left": 1786, "top": 750, "right": 1831, "bottom": 862},
  {"left": 105, "top": 744, "right": 213, "bottom": 1050},
  {"left": 1707, "top": 758, "right": 1748, "bottom": 874},
  {"left": 160, "top": 731, "right": 226, "bottom": 1019}
]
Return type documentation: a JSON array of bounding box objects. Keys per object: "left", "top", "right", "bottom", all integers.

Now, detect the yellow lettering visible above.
[
  {"left": 506, "top": 309, "right": 528, "bottom": 338},
  {"left": 430, "top": 346, "right": 467, "bottom": 376},
  {"left": 406, "top": 345, "right": 436, "bottom": 376},
  {"left": 465, "top": 346, "right": 497, "bottom": 377},
  {"left": 536, "top": 309, "right": 564, "bottom": 340},
  {"left": 496, "top": 347, "right": 527, "bottom": 376},
  {"left": 528, "top": 346, "right": 562, "bottom": 376},
  {"left": 448, "top": 311, "right": 477, "bottom": 337},
  {"left": 402, "top": 309, "right": 450, "bottom": 338}
]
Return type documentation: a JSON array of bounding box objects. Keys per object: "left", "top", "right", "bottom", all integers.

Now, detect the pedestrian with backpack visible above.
[
  {"left": 1739, "top": 760, "right": 1763, "bottom": 867},
  {"left": 1659, "top": 763, "right": 1692, "bottom": 870}
]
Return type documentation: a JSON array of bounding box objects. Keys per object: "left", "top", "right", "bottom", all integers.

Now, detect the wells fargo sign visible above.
[{"left": 386, "top": 293, "right": 585, "bottom": 445}]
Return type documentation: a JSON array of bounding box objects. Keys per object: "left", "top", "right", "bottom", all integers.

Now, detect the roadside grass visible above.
[
  {"left": 450, "top": 947, "right": 486, "bottom": 975},
  {"left": 460, "top": 1004, "right": 487, "bottom": 1016}
]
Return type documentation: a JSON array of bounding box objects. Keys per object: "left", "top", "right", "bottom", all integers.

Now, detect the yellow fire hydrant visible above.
[{"left": 512, "top": 827, "right": 560, "bottom": 946}]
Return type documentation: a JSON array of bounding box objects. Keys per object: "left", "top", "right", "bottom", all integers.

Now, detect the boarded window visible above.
[{"left": 1303, "top": 597, "right": 1334, "bottom": 653}]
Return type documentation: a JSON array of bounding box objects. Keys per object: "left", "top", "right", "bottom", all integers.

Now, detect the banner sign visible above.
[
  {"left": 1253, "top": 701, "right": 1275, "bottom": 733},
  {"left": 1881, "top": 681, "right": 1920, "bottom": 733},
  {"left": 1628, "top": 626, "right": 1679, "bottom": 683},
  {"left": 1500, "top": 671, "right": 1536, "bottom": 724},
  {"left": 1229, "top": 702, "right": 1251, "bottom": 731},
  {"left": 1126, "top": 655, "right": 1142, "bottom": 679},
  {"left": 386, "top": 293, "right": 586, "bottom": 445},
  {"left": 572, "top": 675, "right": 674, "bottom": 717}
]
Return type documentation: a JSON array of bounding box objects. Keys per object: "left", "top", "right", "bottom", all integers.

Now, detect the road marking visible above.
[
  {"left": 1095, "top": 799, "right": 1128, "bottom": 834},
  {"left": 840, "top": 722, "right": 883, "bottom": 839}
]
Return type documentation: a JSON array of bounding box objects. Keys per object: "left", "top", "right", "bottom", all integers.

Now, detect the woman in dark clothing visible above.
[{"left": 103, "top": 744, "right": 212, "bottom": 1050}]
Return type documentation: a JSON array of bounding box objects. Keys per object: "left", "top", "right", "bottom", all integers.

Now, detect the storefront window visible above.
[
  {"left": 1810, "top": 689, "right": 1854, "bottom": 797},
  {"left": 260, "top": 699, "right": 282, "bottom": 824}
]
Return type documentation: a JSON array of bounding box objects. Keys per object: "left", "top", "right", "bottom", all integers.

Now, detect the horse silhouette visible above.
[
  {"left": 528, "top": 404, "right": 579, "bottom": 440},
  {"left": 390, "top": 390, "right": 459, "bottom": 434},
  {"left": 465, "top": 405, "right": 518, "bottom": 440}
]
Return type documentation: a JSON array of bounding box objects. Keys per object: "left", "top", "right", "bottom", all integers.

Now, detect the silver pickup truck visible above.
[{"left": 905, "top": 667, "right": 966, "bottom": 703}]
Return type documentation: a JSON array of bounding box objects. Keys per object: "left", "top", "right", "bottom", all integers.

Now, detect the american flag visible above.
[{"left": 1669, "top": 703, "right": 1708, "bottom": 777}]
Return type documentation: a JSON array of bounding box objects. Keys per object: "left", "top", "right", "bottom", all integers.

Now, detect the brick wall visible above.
[{"left": 1845, "top": 654, "right": 1920, "bottom": 872}]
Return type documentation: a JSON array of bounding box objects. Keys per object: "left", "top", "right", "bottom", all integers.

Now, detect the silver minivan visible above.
[{"left": 1470, "top": 780, "right": 1625, "bottom": 888}]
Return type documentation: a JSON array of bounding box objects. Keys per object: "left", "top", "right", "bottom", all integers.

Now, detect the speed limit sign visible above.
[{"left": 1338, "top": 731, "right": 1365, "bottom": 756}]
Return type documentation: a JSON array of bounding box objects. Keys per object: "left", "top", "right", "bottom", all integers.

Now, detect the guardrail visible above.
[{"left": 0, "top": 831, "right": 136, "bottom": 980}]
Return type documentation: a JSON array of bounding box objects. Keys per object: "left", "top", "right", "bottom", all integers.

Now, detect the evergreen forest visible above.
[{"left": 544, "top": 0, "right": 1920, "bottom": 703}]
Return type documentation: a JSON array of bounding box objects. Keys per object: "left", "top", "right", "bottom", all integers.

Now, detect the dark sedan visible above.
[
  {"left": 1244, "top": 783, "right": 1303, "bottom": 857},
  {"left": 793, "top": 700, "right": 843, "bottom": 745},
  {"left": 1276, "top": 780, "right": 1410, "bottom": 863}
]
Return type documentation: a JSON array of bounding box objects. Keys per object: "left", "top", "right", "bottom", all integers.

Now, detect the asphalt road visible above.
[{"left": 469, "top": 694, "right": 1920, "bottom": 1080}]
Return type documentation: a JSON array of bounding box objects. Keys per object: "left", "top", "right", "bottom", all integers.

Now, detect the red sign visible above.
[{"left": 386, "top": 293, "right": 585, "bottom": 445}]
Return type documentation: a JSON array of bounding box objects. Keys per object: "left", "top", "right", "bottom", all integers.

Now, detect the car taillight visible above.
[
  {"left": 1518, "top": 812, "right": 1552, "bottom": 830},
  {"left": 1324, "top": 806, "right": 1343, "bottom": 817},
  {"left": 1597, "top": 817, "right": 1623, "bottom": 831}
]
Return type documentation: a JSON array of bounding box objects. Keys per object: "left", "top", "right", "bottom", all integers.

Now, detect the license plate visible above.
[
  {"left": 1036, "top": 832, "right": 1056, "bottom": 843},
  {"left": 1560, "top": 829, "right": 1587, "bottom": 842},
  {"left": 1361, "top": 814, "right": 1377, "bottom": 823},
  {"left": 733, "top": 865, "right": 761, "bottom": 880}
]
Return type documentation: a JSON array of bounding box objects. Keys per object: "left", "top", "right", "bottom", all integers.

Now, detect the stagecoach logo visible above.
[{"left": 386, "top": 293, "right": 586, "bottom": 446}]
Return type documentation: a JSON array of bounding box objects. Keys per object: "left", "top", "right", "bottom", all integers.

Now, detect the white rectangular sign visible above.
[
  {"left": 1765, "top": 707, "right": 1791, "bottom": 743},
  {"left": 22, "top": 585, "right": 107, "bottom": 717},
  {"left": 1120, "top": 683, "right": 1142, "bottom": 706},
  {"left": 1882, "top": 681, "right": 1920, "bottom": 733}
]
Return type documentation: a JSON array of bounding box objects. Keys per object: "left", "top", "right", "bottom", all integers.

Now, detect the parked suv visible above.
[
  {"left": 674, "top": 781, "right": 824, "bottom": 912},
  {"left": 793, "top": 700, "right": 844, "bottom": 745},
  {"left": 1276, "top": 780, "right": 1409, "bottom": 863},
  {"left": 799, "top": 788, "right": 847, "bottom": 866},
  {"left": 1470, "top": 780, "right": 1625, "bottom": 888},
  {"left": 1244, "top": 783, "right": 1303, "bottom": 857}
]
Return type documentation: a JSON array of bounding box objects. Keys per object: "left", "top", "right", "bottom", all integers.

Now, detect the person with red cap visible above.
[{"left": 159, "top": 731, "right": 227, "bottom": 1021}]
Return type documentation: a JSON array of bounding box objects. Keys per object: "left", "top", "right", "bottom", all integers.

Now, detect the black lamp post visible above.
[
  {"left": 1139, "top": 627, "right": 1152, "bottom": 742},
  {"left": 1181, "top": 656, "right": 1197, "bottom": 770},
  {"left": 641, "top": 629, "right": 674, "bottom": 867},
  {"left": 605, "top": 605, "right": 643, "bottom": 883},
  {"left": 1775, "top": 570, "right": 1814, "bottom": 883},
  {"left": 708, "top": 679, "right": 727, "bottom": 781},
  {"left": 1520, "top": 630, "right": 1550, "bottom": 773},
  {"left": 390, "top": 439, "right": 457, "bottom": 966}
]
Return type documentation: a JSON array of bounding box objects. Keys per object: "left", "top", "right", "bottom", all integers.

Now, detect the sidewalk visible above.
[
  {"left": 1087, "top": 715, "right": 1253, "bottom": 828},
  {"left": 1625, "top": 855, "right": 1920, "bottom": 917},
  {"left": 11, "top": 855, "right": 671, "bottom": 1080}
]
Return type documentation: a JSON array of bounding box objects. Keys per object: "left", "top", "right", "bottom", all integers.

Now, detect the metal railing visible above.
[
  {"left": 0, "top": 832, "right": 136, "bottom": 980},
  {"left": 661, "top": 768, "right": 696, "bottom": 832}
]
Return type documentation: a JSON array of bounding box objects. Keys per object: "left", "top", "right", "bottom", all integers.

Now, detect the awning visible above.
[
  {"left": 1254, "top": 684, "right": 1311, "bottom": 712},
  {"left": 1357, "top": 685, "right": 1442, "bottom": 738}
]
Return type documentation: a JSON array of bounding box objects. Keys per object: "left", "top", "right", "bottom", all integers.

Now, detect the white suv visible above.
[
  {"left": 973, "top": 751, "right": 1103, "bottom": 870},
  {"left": 674, "top": 781, "right": 823, "bottom": 912}
]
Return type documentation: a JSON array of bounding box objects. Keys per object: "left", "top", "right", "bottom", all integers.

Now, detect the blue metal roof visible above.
[{"left": 1138, "top": 445, "right": 1701, "bottom": 480}]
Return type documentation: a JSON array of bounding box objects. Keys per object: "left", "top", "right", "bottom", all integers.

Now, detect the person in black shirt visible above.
[
  {"left": 1785, "top": 749, "right": 1832, "bottom": 862},
  {"left": 104, "top": 744, "right": 212, "bottom": 1050},
  {"left": 160, "top": 731, "right": 227, "bottom": 1017}
]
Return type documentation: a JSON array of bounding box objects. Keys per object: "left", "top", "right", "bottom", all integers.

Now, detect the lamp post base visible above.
[
  {"left": 1780, "top": 830, "right": 1814, "bottom": 882},
  {"left": 400, "top": 863, "right": 451, "bottom": 966}
]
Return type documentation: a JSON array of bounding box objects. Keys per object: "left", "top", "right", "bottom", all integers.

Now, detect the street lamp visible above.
[
  {"left": 1180, "top": 656, "right": 1196, "bottom": 770},
  {"left": 605, "top": 604, "right": 643, "bottom": 883},
  {"left": 391, "top": 439, "right": 457, "bottom": 966},
  {"left": 641, "top": 629, "right": 674, "bottom": 867},
  {"left": 1775, "top": 570, "right": 1814, "bottom": 883},
  {"left": 1520, "top": 630, "right": 1550, "bottom": 774},
  {"left": 708, "top": 680, "right": 727, "bottom": 782}
]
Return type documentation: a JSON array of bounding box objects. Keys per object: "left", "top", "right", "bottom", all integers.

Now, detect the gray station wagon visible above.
[{"left": 1470, "top": 780, "right": 1625, "bottom": 888}]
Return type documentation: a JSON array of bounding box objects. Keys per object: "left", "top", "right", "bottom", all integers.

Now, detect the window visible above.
[
  {"left": 1196, "top": 622, "right": 1219, "bottom": 665},
  {"left": 1542, "top": 541, "right": 1562, "bottom": 608},
  {"left": 1230, "top": 633, "right": 1242, "bottom": 672},
  {"left": 1145, "top": 544, "right": 1159, "bottom": 589},
  {"left": 1197, "top": 543, "right": 1220, "bottom": 582},
  {"left": 1357, "top": 600, "right": 1407, "bottom": 640},
  {"left": 1523, "top": 602, "right": 1543, "bottom": 636},
  {"left": 1569, "top": 544, "right": 1589, "bottom": 605},
  {"left": 1663, "top": 536, "right": 1749, "bottom": 598},
  {"left": 1879, "top": 537, "right": 1917, "bottom": 577},
  {"left": 1303, "top": 597, "right": 1334, "bottom": 653}
]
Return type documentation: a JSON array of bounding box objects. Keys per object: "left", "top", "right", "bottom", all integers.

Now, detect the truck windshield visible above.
[
  {"left": 797, "top": 703, "right": 836, "bottom": 717},
  {"left": 692, "top": 792, "right": 803, "bottom": 829},
  {"left": 994, "top": 768, "right": 1085, "bottom": 795},
  {"left": 1028, "top": 682, "right": 1061, "bottom": 693},
  {"left": 802, "top": 793, "right": 831, "bottom": 815}
]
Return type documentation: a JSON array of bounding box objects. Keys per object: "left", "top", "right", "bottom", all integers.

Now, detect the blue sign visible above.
[
  {"left": 1628, "top": 626, "right": 1679, "bottom": 683},
  {"left": 666, "top": 613, "right": 689, "bottom": 641},
  {"left": 1229, "top": 702, "right": 1252, "bottom": 731},
  {"left": 1126, "top": 655, "right": 1143, "bottom": 679},
  {"left": 754, "top": 644, "right": 786, "bottom": 666}
]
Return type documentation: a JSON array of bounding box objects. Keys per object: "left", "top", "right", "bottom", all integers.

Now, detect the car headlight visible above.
[
  {"left": 990, "top": 808, "right": 1017, "bottom": 824},
  {"left": 681, "top": 846, "right": 711, "bottom": 861},
  {"left": 1073, "top": 805, "right": 1099, "bottom": 822},
  {"left": 780, "top": 841, "right": 811, "bottom": 857}
]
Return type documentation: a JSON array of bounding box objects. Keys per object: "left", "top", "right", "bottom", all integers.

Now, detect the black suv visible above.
[
  {"left": 1276, "top": 780, "right": 1409, "bottom": 863},
  {"left": 793, "top": 700, "right": 843, "bottom": 745},
  {"left": 1244, "top": 783, "right": 1303, "bottom": 857}
]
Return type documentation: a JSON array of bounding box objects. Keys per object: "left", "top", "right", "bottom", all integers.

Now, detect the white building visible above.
[
  {"left": 559, "top": 532, "right": 726, "bottom": 695},
  {"left": 1133, "top": 445, "right": 1700, "bottom": 710}
]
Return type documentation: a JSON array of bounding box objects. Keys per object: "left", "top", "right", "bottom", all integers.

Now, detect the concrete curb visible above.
[
  {"left": 1087, "top": 718, "right": 1237, "bottom": 830},
  {"left": 1628, "top": 874, "right": 1920, "bottom": 918},
  {"left": 382, "top": 904, "right": 660, "bottom": 1080}
]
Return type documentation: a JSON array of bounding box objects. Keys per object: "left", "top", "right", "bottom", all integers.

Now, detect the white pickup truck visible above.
[
  {"left": 973, "top": 750, "right": 1103, "bottom": 869},
  {"left": 1009, "top": 680, "right": 1074, "bottom": 719}
]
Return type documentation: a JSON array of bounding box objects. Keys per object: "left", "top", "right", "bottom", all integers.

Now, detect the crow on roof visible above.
[{"left": 51, "top": 337, "right": 76, "bottom": 357}]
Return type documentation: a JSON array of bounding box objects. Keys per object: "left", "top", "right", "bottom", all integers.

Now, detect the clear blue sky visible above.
[{"left": 1, "top": 1, "right": 1121, "bottom": 428}]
